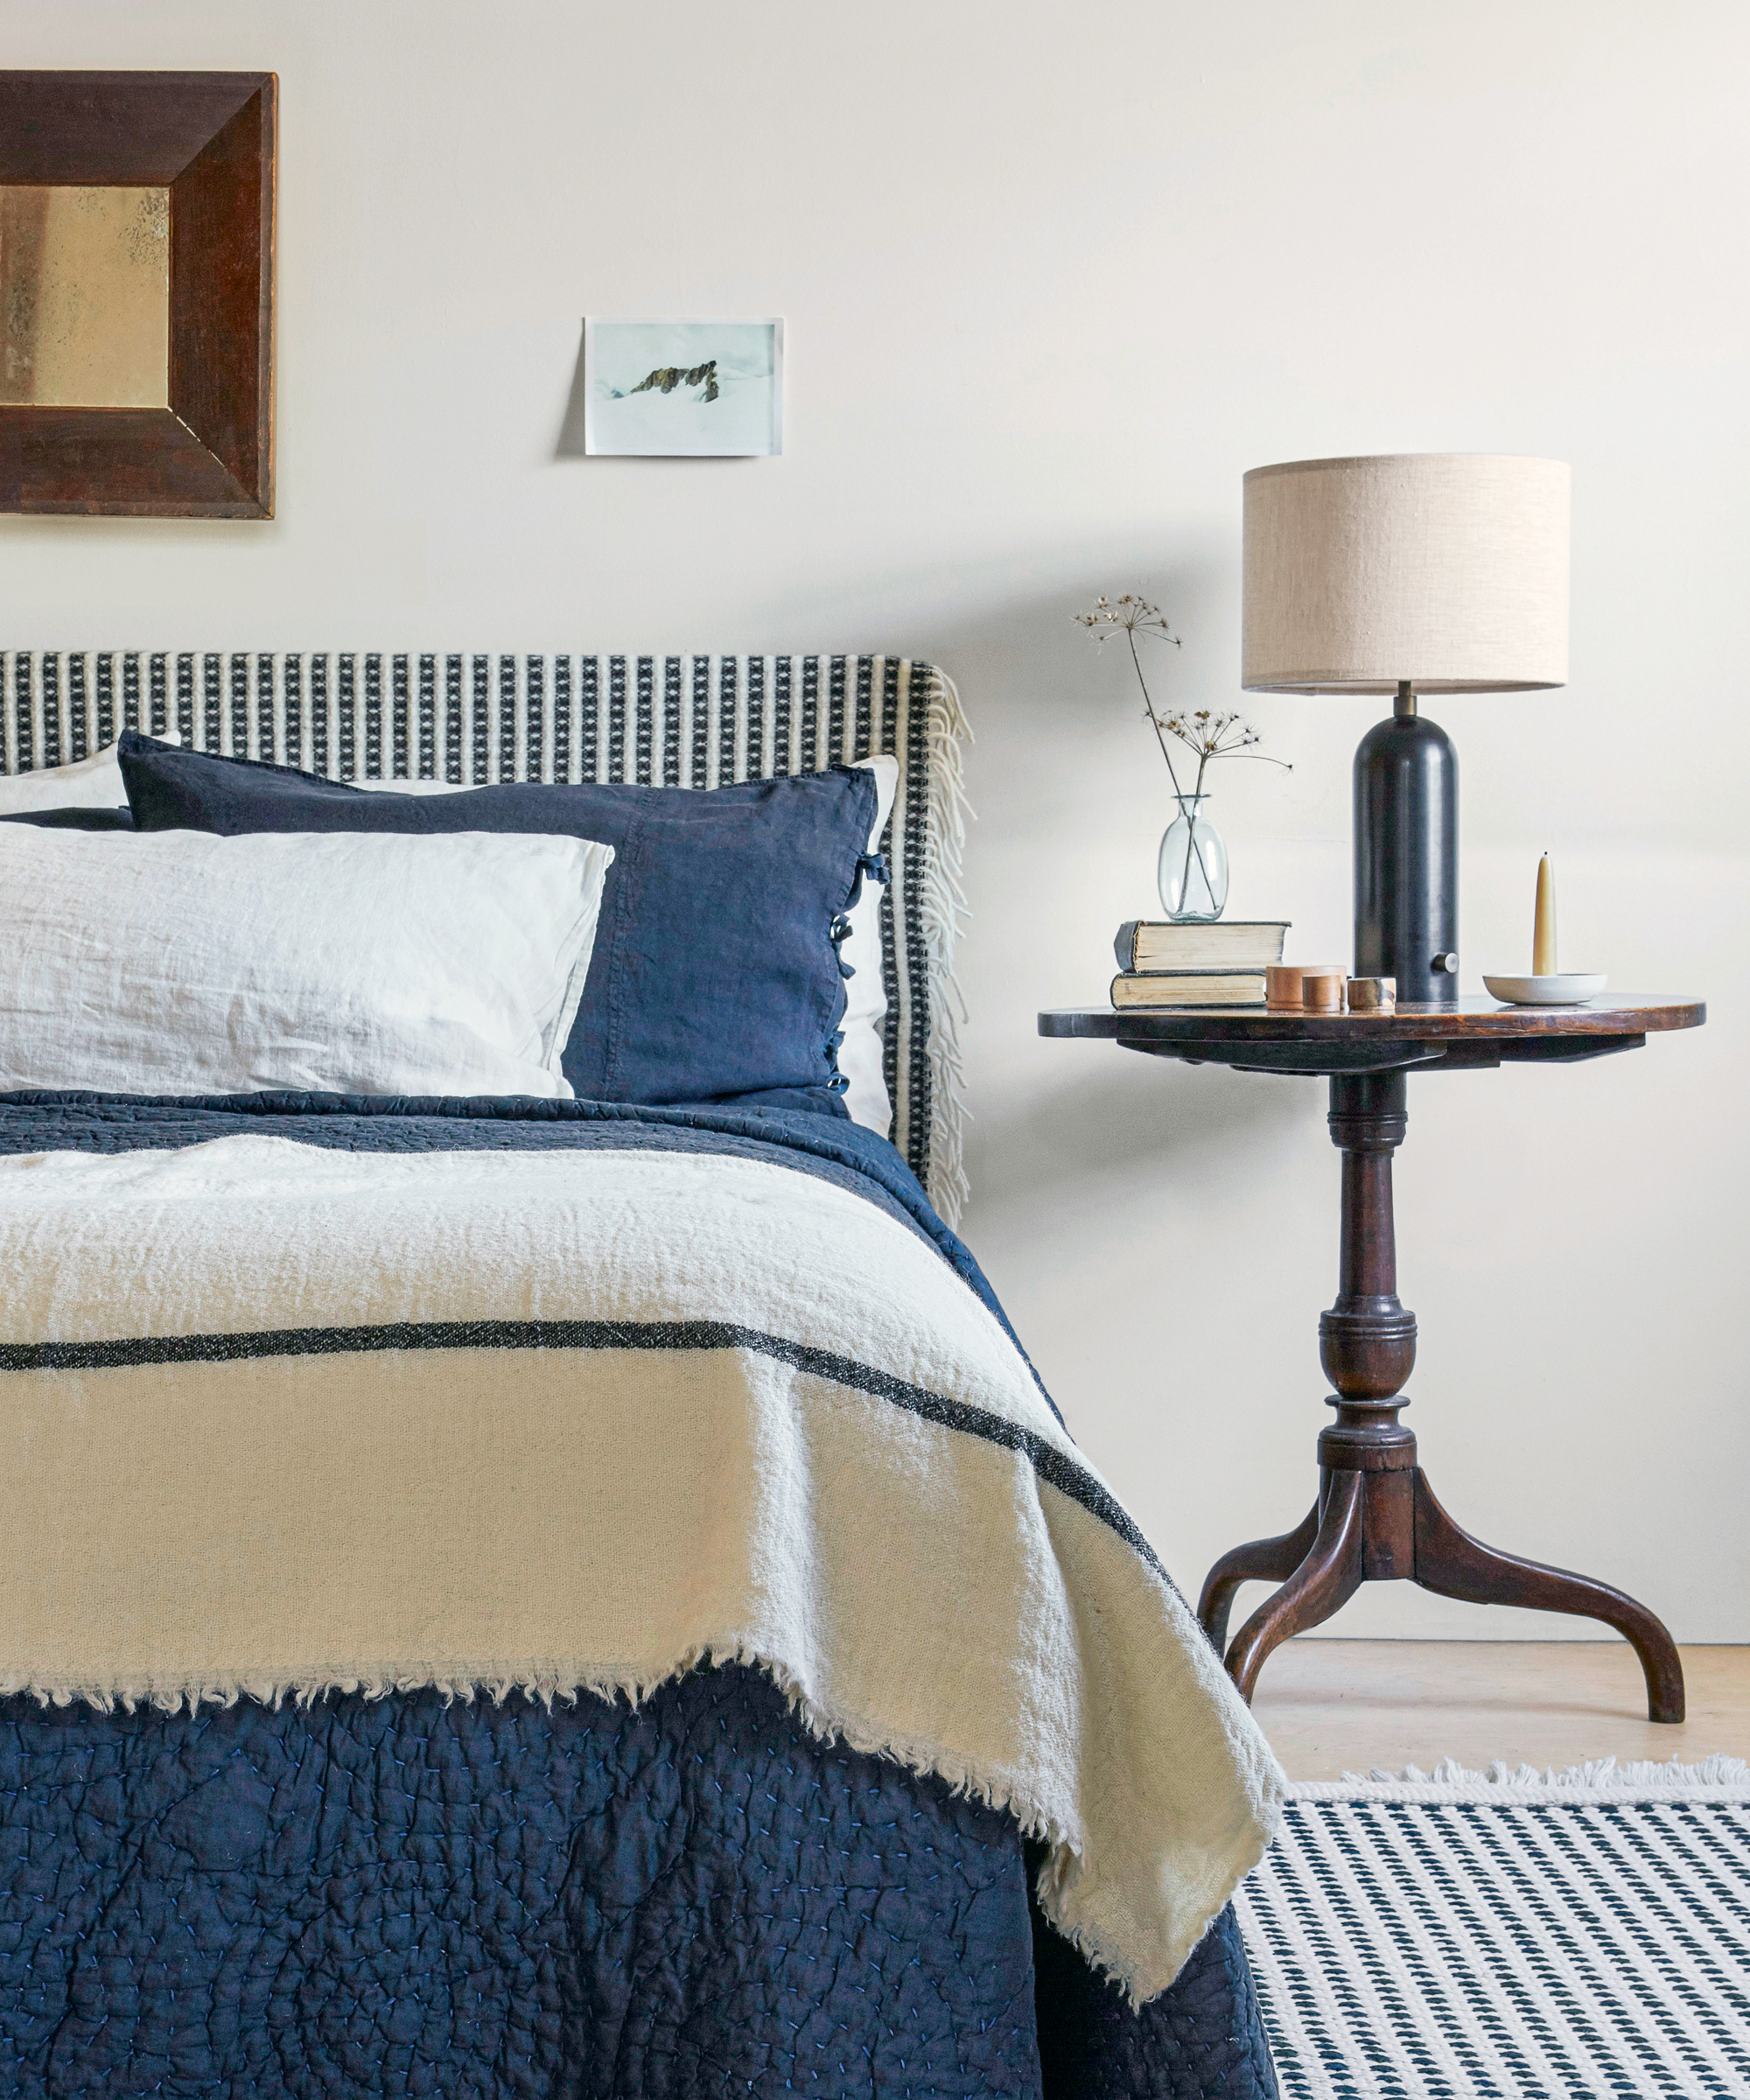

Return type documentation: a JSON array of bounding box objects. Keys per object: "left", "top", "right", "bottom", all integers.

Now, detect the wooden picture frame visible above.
[{"left": 0, "top": 71, "right": 276, "bottom": 519}]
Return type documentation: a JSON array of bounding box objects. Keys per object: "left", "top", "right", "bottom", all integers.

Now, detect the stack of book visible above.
[{"left": 1110, "top": 920, "right": 1290, "bottom": 1008}]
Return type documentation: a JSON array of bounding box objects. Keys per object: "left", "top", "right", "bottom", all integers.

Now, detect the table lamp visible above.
[{"left": 1241, "top": 454, "right": 1571, "bottom": 1004}]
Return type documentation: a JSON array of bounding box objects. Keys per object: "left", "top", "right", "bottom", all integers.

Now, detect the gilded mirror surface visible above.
[{"left": 0, "top": 186, "right": 169, "bottom": 407}]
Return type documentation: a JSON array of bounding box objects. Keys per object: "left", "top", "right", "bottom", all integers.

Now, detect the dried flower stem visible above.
[
  {"left": 1126, "top": 627, "right": 1189, "bottom": 801},
  {"left": 1076, "top": 593, "right": 1292, "bottom": 915},
  {"left": 1074, "top": 593, "right": 1190, "bottom": 797}
]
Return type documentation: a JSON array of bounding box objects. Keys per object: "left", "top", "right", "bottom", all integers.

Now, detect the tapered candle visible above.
[{"left": 1532, "top": 854, "right": 1557, "bottom": 976}]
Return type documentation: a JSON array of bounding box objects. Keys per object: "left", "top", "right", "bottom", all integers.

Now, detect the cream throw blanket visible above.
[{"left": 0, "top": 1135, "right": 1282, "bottom": 2001}]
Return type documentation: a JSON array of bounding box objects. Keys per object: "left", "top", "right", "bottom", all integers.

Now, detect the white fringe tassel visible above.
[
  {"left": 1292, "top": 1752, "right": 1750, "bottom": 1803},
  {"left": 920, "top": 668, "right": 973, "bottom": 1229},
  {"left": 0, "top": 1648, "right": 1072, "bottom": 1862}
]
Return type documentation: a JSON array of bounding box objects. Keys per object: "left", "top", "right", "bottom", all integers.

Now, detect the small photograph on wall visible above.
[{"left": 584, "top": 318, "right": 783, "bottom": 457}]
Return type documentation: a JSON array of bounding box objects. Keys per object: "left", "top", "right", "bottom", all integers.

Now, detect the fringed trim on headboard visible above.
[
  {"left": 920, "top": 670, "right": 973, "bottom": 1227},
  {"left": 0, "top": 651, "right": 973, "bottom": 1225}
]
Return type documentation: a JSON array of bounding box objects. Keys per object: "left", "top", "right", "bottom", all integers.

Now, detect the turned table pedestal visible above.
[{"left": 1038, "top": 998, "right": 1705, "bottom": 1721}]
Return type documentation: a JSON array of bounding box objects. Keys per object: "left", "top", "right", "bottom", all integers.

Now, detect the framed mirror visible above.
[{"left": 0, "top": 71, "right": 275, "bottom": 518}]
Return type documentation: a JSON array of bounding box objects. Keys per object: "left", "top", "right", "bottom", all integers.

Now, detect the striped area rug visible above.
[{"left": 1237, "top": 1757, "right": 1750, "bottom": 2099}]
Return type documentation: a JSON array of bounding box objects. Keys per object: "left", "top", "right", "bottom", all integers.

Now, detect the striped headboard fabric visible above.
[{"left": 0, "top": 652, "right": 972, "bottom": 1223}]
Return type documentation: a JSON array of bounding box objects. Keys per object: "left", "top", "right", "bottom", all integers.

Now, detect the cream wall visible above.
[{"left": 4, "top": 0, "right": 1746, "bottom": 1637}]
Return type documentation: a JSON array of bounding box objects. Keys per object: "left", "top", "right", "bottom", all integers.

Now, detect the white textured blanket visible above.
[{"left": 0, "top": 1135, "right": 1282, "bottom": 2000}]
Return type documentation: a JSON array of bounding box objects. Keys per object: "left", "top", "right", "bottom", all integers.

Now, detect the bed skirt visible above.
[{"left": 0, "top": 1665, "right": 1277, "bottom": 2099}]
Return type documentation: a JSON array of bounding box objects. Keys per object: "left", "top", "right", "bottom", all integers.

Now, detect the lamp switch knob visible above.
[{"left": 1432, "top": 952, "right": 1460, "bottom": 974}]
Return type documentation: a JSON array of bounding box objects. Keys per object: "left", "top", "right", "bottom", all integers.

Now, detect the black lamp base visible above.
[{"left": 1354, "top": 684, "right": 1459, "bottom": 1006}]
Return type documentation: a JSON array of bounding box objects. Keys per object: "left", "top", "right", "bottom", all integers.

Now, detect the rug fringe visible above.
[{"left": 1293, "top": 1752, "right": 1750, "bottom": 1802}]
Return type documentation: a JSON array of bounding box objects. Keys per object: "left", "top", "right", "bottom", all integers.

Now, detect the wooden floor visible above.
[{"left": 1253, "top": 1641, "right": 1750, "bottom": 1781}]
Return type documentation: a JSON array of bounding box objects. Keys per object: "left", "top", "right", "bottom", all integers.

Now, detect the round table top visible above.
[{"left": 1039, "top": 996, "right": 1704, "bottom": 1043}]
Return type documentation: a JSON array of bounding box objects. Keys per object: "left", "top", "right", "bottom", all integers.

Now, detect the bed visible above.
[{"left": 0, "top": 653, "right": 1283, "bottom": 2100}]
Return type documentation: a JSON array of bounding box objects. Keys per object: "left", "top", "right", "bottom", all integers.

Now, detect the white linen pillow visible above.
[
  {"left": 0, "top": 741, "right": 435, "bottom": 820},
  {"left": 0, "top": 827, "right": 614, "bottom": 1100},
  {"left": 0, "top": 731, "right": 179, "bottom": 815},
  {"left": 839, "top": 755, "right": 897, "bottom": 1137}
]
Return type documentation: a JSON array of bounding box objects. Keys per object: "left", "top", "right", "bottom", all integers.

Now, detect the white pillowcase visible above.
[
  {"left": 354, "top": 775, "right": 472, "bottom": 796},
  {"left": 0, "top": 827, "right": 614, "bottom": 1100},
  {"left": 0, "top": 739, "right": 421, "bottom": 818},
  {"left": 839, "top": 755, "right": 897, "bottom": 1138},
  {"left": 0, "top": 731, "right": 179, "bottom": 815}
]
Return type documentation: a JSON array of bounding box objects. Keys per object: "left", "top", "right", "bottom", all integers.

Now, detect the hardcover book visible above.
[
  {"left": 1114, "top": 920, "right": 1289, "bottom": 971},
  {"left": 1110, "top": 970, "right": 1267, "bottom": 1009}
]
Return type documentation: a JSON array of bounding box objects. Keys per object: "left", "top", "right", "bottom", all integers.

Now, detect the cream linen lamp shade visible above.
[{"left": 1242, "top": 454, "right": 1571, "bottom": 695}]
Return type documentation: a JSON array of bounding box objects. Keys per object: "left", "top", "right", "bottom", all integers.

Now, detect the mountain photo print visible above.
[{"left": 583, "top": 318, "right": 784, "bottom": 455}]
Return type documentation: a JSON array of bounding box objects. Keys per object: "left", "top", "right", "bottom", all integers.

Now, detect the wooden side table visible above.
[{"left": 1039, "top": 997, "right": 1706, "bottom": 1722}]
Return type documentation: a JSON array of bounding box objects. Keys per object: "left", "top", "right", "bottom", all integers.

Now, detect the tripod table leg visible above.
[
  {"left": 1224, "top": 1471, "right": 1366, "bottom": 1704},
  {"left": 1198, "top": 1503, "right": 1321, "bottom": 1656},
  {"left": 1412, "top": 1470, "right": 1685, "bottom": 1724}
]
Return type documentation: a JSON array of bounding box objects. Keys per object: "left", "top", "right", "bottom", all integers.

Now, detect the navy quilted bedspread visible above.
[{"left": 0, "top": 1092, "right": 1277, "bottom": 2099}]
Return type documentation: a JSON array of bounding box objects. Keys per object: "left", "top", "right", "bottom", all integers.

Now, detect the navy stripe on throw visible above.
[{"left": 2, "top": 1318, "right": 1165, "bottom": 1583}]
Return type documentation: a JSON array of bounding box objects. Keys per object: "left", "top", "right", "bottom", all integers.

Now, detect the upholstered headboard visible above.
[{"left": 0, "top": 651, "right": 971, "bottom": 1222}]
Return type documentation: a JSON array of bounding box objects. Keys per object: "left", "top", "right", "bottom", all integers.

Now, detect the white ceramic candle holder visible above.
[{"left": 1482, "top": 973, "right": 1607, "bottom": 1006}]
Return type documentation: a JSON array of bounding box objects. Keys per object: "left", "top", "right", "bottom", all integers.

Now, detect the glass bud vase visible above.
[{"left": 1158, "top": 794, "right": 1228, "bottom": 922}]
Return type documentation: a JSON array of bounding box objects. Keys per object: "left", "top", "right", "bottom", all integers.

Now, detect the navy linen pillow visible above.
[
  {"left": 0, "top": 807, "right": 135, "bottom": 830},
  {"left": 116, "top": 732, "right": 877, "bottom": 1106}
]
